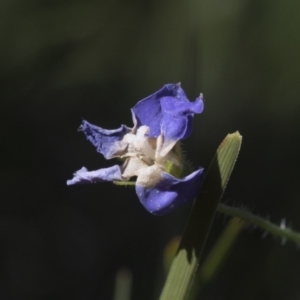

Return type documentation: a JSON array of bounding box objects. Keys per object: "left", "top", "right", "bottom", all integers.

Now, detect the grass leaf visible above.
[{"left": 160, "top": 131, "right": 242, "bottom": 300}]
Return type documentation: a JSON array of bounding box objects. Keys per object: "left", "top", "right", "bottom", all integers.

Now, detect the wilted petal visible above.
[
  {"left": 160, "top": 93, "right": 203, "bottom": 143},
  {"left": 158, "top": 115, "right": 188, "bottom": 157},
  {"left": 80, "top": 120, "right": 131, "bottom": 159},
  {"left": 67, "top": 165, "right": 123, "bottom": 185},
  {"left": 131, "top": 84, "right": 180, "bottom": 138},
  {"left": 132, "top": 84, "right": 203, "bottom": 157},
  {"left": 135, "top": 168, "right": 204, "bottom": 216},
  {"left": 160, "top": 93, "right": 204, "bottom": 116}
]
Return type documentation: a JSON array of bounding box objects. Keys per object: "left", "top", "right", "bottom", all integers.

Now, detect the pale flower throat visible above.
[{"left": 118, "top": 125, "right": 182, "bottom": 187}]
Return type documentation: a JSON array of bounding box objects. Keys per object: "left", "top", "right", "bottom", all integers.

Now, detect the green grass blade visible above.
[
  {"left": 188, "top": 217, "right": 245, "bottom": 300},
  {"left": 160, "top": 131, "right": 242, "bottom": 300}
]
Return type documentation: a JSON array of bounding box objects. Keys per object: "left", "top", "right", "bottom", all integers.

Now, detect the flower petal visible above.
[
  {"left": 66, "top": 165, "right": 123, "bottom": 185},
  {"left": 160, "top": 93, "right": 204, "bottom": 116},
  {"left": 131, "top": 84, "right": 180, "bottom": 138},
  {"left": 160, "top": 93, "right": 203, "bottom": 142},
  {"left": 132, "top": 84, "right": 203, "bottom": 157},
  {"left": 135, "top": 168, "right": 204, "bottom": 215},
  {"left": 80, "top": 120, "right": 131, "bottom": 159}
]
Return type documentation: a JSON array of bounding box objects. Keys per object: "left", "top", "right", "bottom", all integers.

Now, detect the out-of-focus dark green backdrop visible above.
[{"left": 1, "top": 0, "right": 300, "bottom": 299}]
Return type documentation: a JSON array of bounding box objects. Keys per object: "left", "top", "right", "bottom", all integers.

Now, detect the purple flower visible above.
[{"left": 67, "top": 83, "right": 204, "bottom": 215}]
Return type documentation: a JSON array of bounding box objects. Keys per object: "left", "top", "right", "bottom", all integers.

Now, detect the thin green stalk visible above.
[{"left": 217, "top": 203, "right": 300, "bottom": 245}]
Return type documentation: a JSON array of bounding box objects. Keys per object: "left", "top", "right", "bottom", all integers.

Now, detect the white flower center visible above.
[{"left": 120, "top": 126, "right": 181, "bottom": 187}]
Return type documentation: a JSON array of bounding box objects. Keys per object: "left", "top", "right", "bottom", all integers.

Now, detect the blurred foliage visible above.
[{"left": 1, "top": 0, "right": 300, "bottom": 299}]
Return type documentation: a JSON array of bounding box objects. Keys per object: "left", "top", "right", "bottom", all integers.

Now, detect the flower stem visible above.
[{"left": 217, "top": 203, "right": 300, "bottom": 245}]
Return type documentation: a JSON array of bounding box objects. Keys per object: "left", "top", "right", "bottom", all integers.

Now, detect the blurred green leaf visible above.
[{"left": 198, "top": 217, "right": 245, "bottom": 285}]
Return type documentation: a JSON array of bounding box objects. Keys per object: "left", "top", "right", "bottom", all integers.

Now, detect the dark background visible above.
[{"left": 1, "top": 0, "right": 300, "bottom": 299}]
